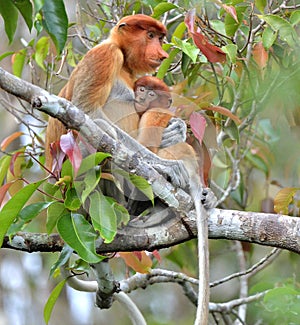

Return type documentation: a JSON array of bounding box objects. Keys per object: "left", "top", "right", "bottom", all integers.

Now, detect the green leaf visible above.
[
  {"left": 0, "top": 0, "right": 18, "bottom": 43},
  {"left": 260, "top": 14, "right": 298, "bottom": 48},
  {"left": 33, "top": 0, "right": 44, "bottom": 13},
  {"left": 61, "top": 159, "right": 73, "bottom": 179},
  {"left": 57, "top": 213, "right": 103, "bottom": 263},
  {"left": 89, "top": 191, "right": 117, "bottom": 243},
  {"left": 221, "top": 44, "right": 238, "bottom": 63},
  {"left": 129, "top": 174, "right": 154, "bottom": 204},
  {"left": 245, "top": 152, "right": 269, "bottom": 175},
  {"left": 290, "top": 10, "right": 300, "bottom": 26},
  {"left": 114, "top": 202, "right": 130, "bottom": 227},
  {"left": 43, "top": 182, "right": 62, "bottom": 201},
  {"left": 255, "top": 0, "right": 266, "bottom": 13},
  {"left": 41, "top": 0, "right": 68, "bottom": 53},
  {"left": 8, "top": 201, "right": 53, "bottom": 235},
  {"left": 79, "top": 168, "right": 101, "bottom": 205},
  {"left": 64, "top": 187, "right": 81, "bottom": 211},
  {"left": 173, "top": 37, "right": 199, "bottom": 63},
  {"left": 157, "top": 48, "right": 180, "bottom": 79},
  {"left": 0, "top": 179, "right": 45, "bottom": 246},
  {"left": 0, "top": 155, "right": 12, "bottom": 185},
  {"left": 262, "top": 26, "right": 277, "bottom": 49},
  {"left": 35, "top": 36, "right": 50, "bottom": 70},
  {"left": 12, "top": 0, "right": 33, "bottom": 31},
  {"left": 152, "top": 2, "right": 178, "bottom": 19},
  {"left": 77, "top": 152, "right": 110, "bottom": 177},
  {"left": 46, "top": 201, "right": 66, "bottom": 234},
  {"left": 225, "top": 5, "right": 247, "bottom": 36},
  {"left": 44, "top": 278, "right": 67, "bottom": 324},
  {"left": 274, "top": 187, "right": 300, "bottom": 214},
  {"left": 264, "top": 287, "right": 299, "bottom": 303},
  {"left": 49, "top": 244, "right": 73, "bottom": 277},
  {"left": 0, "top": 51, "right": 14, "bottom": 62},
  {"left": 171, "top": 21, "right": 186, "bottom": 41},
  {"left": 225, "top": 122, "right": 240, "bottom": 143},
  {"left": 12, "top": 49, "right": 27, "bottom": 77}
]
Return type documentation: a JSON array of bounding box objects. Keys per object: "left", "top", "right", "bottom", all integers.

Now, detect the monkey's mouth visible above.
[
  {"left": 149, "top": 59, "right": 162, "bottom": 68},
  {"left": 135, "top": 101, "right": 147, "bottom": 113}
]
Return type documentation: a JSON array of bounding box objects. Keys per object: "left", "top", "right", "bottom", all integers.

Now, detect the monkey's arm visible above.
[{"left": 65, "top": 43, "right": 125, "bottom": 112}]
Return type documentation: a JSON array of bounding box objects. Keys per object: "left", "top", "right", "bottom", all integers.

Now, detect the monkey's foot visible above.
[{"left": 201, "top": 188, "right": 217, "bottom": 209}]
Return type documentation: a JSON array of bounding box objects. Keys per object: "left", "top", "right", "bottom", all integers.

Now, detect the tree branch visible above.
[
  {"left": 0, "top": 68, "right": 300, "bottom": 255},
  {"left": 2, "top": 209, "right": 300, "bottom": 254}
]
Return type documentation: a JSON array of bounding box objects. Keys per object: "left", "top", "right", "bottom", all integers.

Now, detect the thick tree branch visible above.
[{"left": 2, "top": 208, "right": 300, "bottom": 254}]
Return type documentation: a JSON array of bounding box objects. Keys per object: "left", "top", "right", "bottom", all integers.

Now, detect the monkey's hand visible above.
[
  {"left": 201, "top": 187, "right": 217, "bottom": 209},
  {"left": 160, "top": 117, "right": 187, "bottom": 148},
  {"left": 149, "top": 158, "right": 189, "bottom": 188}
]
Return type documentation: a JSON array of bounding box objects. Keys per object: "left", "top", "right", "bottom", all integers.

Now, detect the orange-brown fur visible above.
[
  {"left": 134, "top": 76, "right": 210, "bottom": 324},
  {"left": 45, "top": 14, "right": 168, "bottom": 168},
  {"left": 134, "top": 76, "right": 200, "bottom": 176}
]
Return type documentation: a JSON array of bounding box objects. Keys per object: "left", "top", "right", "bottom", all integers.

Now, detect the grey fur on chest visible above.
[{"left": 107, "top": 79, "right": 134, "bottom": 102}]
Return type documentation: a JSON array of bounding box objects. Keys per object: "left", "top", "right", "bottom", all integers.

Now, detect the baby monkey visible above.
[{"left": 134, "top": 75, "right": 211, "bottom": 323}]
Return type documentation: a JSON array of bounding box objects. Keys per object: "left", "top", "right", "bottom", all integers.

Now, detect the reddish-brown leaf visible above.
[
  {"left": 119, "top": 251, "right": 152, "bottom": 274},
  {"left": 50, "top": 141, "right": 66, "bottom": 172},
  {"left": 0, "top": 182, "right": 13, "bottom": 207},
  {"left": 222, "top": 4, "right": 239, "bottom": 23},
  {"left": 252, "top": 42, "right": 268, "bottom": 69},
  {"left": 206, "top": 105, "right": 241, "bottom": 124},
  {"left": 0, "top": 131, "right": 23, "bottom": 151},
  {"left": 60, "top": 131, "right": 82, "bottom": 175},
  {"left": 185, "top": 9, "right": 226, "bottom": 63},
  {"left": 184, "top": 8, "right": 196, "bottom": 33},
  {"left": 190, "top": 112, "right": 207, "bottom": 144}
]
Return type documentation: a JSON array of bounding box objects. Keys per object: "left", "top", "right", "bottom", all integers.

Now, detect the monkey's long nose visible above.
[{"left": 159, "top": 49, "right": 169, "bottom": 61}]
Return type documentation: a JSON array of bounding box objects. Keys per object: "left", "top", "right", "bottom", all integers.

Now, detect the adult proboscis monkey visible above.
[{"left": 45, "top": 14, "right": 188, "bottom": 187}]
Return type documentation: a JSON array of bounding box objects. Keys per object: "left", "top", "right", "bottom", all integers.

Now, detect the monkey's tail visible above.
[{"left": 191, "top": 183, "right": 210, "bottom": 325}]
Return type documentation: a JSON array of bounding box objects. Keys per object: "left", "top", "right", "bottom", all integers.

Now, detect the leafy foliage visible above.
[{"left": 1, "top": 0, "right": 300, "bottom": 323}]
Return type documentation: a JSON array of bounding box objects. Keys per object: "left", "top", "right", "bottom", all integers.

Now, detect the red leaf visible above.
[
  {"left": 191, "top": 32, "right": 226, "bottom": 63},
  {"left": 50, "top": 141, "right": 66, "bottom": 172},
  {"left": 133, "top": 251, "right": 142, "bottom": 261},
  {"left": 184, "top": 8, "right": 196, "bottom": 33},
  {"left": 60, "top": 131, "right": 82, "bottom": 175},
  {"left": 152, "top": 250, "right": 162, "bottom": 263},
  {"left": 190, "top": 112, "right": 207, "bottom": 144},
  {"left": 185, "top": 9, "right": 226, "bottom": 63}
]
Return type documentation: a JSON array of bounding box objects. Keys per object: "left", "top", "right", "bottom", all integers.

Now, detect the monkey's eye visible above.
[
  {"left": 148, "top": 91, "right": 156, "bottom": 97},
  {"left": 147, "top": 31, "right": 155, "bottom": 39},
  {"left": 138, "top": 86, "right": 145, "bottom": 92},
  {"left": 159, "top": 35, "right": 164, "bottom": 42}
]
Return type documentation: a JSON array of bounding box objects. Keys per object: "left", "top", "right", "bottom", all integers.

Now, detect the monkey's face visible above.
[{"left": 134, "top": 86, "right": 159, "bottom": 113}]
